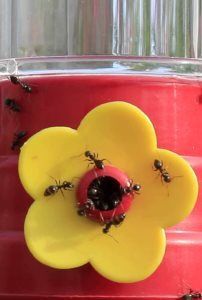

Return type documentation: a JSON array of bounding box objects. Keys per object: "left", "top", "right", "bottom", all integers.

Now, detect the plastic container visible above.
[{"left": 0, "top": 56, "right": 202, "bottom": 299}]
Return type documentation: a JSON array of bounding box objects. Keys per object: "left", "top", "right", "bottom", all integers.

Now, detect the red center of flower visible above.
[{"left": 76, "top": 165, "right": 134, "bottom": 223}]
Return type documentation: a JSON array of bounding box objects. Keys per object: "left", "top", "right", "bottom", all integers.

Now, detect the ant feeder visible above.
[{"left": 18, "top": 101, "right": 198, "bottom": 283}]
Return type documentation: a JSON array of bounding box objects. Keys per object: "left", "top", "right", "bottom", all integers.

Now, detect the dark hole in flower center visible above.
[{"left": 87, "top": 176, "right": 122, "bottom": 211}]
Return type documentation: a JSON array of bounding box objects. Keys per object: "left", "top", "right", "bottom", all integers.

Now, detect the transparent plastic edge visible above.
[{"left": 0, "top": 56, "right": 202, "bottom": 77}]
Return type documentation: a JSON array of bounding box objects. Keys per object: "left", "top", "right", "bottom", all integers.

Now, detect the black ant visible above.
[
  {"left": 9, "top": 75, "right": 32, "bottom": 93},
  {"left": 103, "top": 213, "right": 126, "bottom": 234},
  {"left": 44, "top": 180, "right": 74, "bottom": 197},
  {"left": 182, "top": 289, "right": 202, "bottom": 299},
  {"left": 122, "top": 179, "right": 141, "bottom": 195},
  {"left": 153, "top": 159, "right": 171, "bottom": 183},
  {"left": 87, "top": 185, "right": 103, "bottom": 207},
  {"left": 11, "top": 131, "right": 27, "bottom": 150},
  {"left": 4, "top": 98, "right": 21, "bottom": 112},
  {"left": 87, "top": 176, "right": 122, "bottom": 211},
  {"left": 85, "top": 150, "right": 106, "bottom": 169},
  {"left": 77, "top": 199, "right": 95, "bottom": 216}
]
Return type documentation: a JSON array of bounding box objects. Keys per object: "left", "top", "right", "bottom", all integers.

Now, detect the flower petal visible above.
[
  {"left": 24, "top": 193, "right": 100, "bottom": 269},
  {"left": 90, "top": 212, "right": 166, "bottom": 283},
  {"left": 77, "top": 101, "right": 157, "bottom": 176},
  {"left": 133, "top": 149, "right": 198, "bottom": 228},
  {"left": 19, "top": 127, "right": 86, "bottom": 199}
]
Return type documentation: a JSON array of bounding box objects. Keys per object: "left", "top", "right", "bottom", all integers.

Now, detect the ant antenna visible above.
[{"left": 70, "top": 145, "right": 89, "bottom": 159}]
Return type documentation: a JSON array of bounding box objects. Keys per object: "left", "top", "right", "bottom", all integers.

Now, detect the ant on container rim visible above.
[
  {"left": 77, "top": 199, "right": 95, "bottom": 216},
  {"left": 9, "top": 75, "right": 32, "bottom": 93}
]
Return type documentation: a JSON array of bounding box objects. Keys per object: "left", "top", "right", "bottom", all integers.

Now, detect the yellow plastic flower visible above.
[{"left": 18, "top": 101, "right": 198, "bottom": 283}]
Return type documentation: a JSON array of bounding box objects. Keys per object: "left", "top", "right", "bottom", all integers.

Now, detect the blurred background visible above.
[{"left": 0, "top": 0, "right": 202, "bottom": 59}]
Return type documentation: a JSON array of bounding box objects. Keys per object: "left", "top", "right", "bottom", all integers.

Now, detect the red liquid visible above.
[{"left": 0, "top": 74, "right": 202, "bottom": 299}]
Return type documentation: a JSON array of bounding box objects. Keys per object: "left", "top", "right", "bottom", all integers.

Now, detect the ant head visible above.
[
  {"left": 103, "top": 227, "right": 109, "bottom": 234},
  {"left": 4, "top": 98, "right": 12, "bottom": 105},
  {"left": 154, "top": 159, "right": 163, "bottom": 169},
  {"left": 18, "top": 131, "right": 27, "bottom": 138},
  {"left": 85, "top": 150, "right": 91, "bottom": 157},
  {"left": 133, "top": 184, "right": 141, "bottom": 191},
  {"left": 10, "top": 75, "right": 18, "bottom": 84},
  {"left": 77, "top": 209, "right": 85, "bottom": 216}
]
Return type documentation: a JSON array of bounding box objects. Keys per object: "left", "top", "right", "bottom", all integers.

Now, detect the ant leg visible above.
[
  {"left": 87, "top": 162, "right": 94, "bottom": 169},
  {"left": 60, "top": 188, "right": 65, "bottom": 198},
  {"left": 102, "top": 158, "right": 111, "bottom": 164},
  {"left": 166, "top": 185, "right": 170, "bottom": 197},
  {"left": 48, "top": 175, "right": 58, "bottom": 185},
  {"left": 172, "top": 175, "right": 183, "bottom": 180},
  {"left": 70, "top": 152, "right": 85, "bottom": 159},
  {"left": 106, "top": 233, "right": 119, "bottom": 244},
  {"left": 154, "top": 172, "right": 161, "bottom": 181}
]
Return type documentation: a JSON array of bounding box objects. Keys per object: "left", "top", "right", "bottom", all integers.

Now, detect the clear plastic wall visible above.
[{"left": 0, "top": 0, "right": 202, "bottom": 59}]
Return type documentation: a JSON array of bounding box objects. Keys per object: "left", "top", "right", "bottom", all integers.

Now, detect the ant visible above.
[
  {"left": 182, "top": 289, "right": 202, "bottom": 299},
  {"left": 87, "top": 185, "right": 104, "bottom": 207},
  {"left": 4, "top": 98, "right": 21, "bottom": 112},
  {"left": 122, "top": 179, "right": 141, "bottom": 195},
  {"left": 87, "top": 179, "right": 105, "bottom": 205},
  {"left": 85, "top": 150, "right": 106, "bottom": 169},
  {"left": 77, "top": 199, "right": 95, "bottom": 216},
  {"left": 103, "top": 213, "right": 126, "bottom": 234},
  {"left": 9, "top": 75, "right": 32, "bottom": 93},
  {"left": 44, "top": 180, "right": 74, "bottom": 197},
  {"left": 11, "top": 131, "right": 27, "bottom": 150},
  {"left": 153, "top": 159, "right": 171, "bottom": 183},
  {"left": 87, "top": 178, "right": 121, "bottom": 211}
]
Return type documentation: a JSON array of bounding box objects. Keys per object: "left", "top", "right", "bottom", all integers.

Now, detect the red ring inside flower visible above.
[{"left": 76, "top": 165, "right": 134, "bottom": 223}]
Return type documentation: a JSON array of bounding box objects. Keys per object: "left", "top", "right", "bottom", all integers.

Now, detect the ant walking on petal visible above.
[
  {"left": 44, "top": 178, "right": 74, "bottom": 197},
  {"left": 153, "top": 159, "right": 182, "bottom": 184},
  {"left": 102, "top": 213, "right": 126, "bottom": 234},
  {"left": 153, "top": 159, "right": 172, "bottom": 183},
  {"left": 84, "top": 150, "right": 106, "bottom": 169}
]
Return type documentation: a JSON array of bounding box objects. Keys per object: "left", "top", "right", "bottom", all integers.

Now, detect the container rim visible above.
[{"left": 0, "top": 55, "right": 202, "bottom": 77}]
